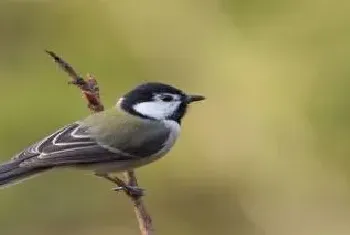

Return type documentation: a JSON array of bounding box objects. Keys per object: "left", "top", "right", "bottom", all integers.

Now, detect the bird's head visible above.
[{"left": 118, "top": 82, "right": 205, "bottom": 124}]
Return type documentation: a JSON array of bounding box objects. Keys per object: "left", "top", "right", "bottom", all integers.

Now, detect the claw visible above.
[
  {"left": 112, "top": 186, "right": 124, "bottom": 191},
  {"left": 113, "top": 185, "right": 145, "bottom": 197},
  {"left": 96, "top": 173, "right": 145, "bottom": 198}
]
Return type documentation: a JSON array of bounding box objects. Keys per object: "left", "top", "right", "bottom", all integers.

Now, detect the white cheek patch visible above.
[{"left": 132, "top": 101, "right": 182, "bottom": 120}]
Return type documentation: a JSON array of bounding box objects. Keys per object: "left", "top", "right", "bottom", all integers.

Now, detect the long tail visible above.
[{"left": 0, "top": 160, "right": 50, "bottom": 188}]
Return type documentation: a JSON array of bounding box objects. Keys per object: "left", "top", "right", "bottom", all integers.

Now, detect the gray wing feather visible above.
[
  {"left": 16, "top": 123, "right": 131, "bottom": 168},
  {"left": 14, "top": 121, "right": 171, "bottom": 168}
]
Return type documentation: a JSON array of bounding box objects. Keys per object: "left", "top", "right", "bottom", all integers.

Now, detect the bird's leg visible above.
[
  {"left": 113, "top": 185, "right": 145, "bottom": 198},
  {"left": 107, "top": 175, "right": 145, "bottom": 197},
  {"left": 95, "top": 173, "right": 145, "bottom": 198}
]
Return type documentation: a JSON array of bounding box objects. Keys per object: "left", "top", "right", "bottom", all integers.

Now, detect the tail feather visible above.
[{"left": 0, "top": 160, "right": 49, "bottom": 188}]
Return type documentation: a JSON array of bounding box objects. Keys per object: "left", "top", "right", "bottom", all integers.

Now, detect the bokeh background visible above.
[{"left": 0, "top": 1, "right": 350, "bottom": 235}]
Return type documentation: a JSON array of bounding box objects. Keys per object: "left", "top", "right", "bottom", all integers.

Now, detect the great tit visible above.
[{"left": 0, "top": 82, "right": 205, "bottom": 188}]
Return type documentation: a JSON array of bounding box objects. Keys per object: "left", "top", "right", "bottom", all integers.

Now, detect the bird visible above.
[{"left": 0, "top": 82, "right": 205, "bottom": 192}]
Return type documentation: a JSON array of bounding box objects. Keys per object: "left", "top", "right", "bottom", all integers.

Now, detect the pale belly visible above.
[{"left": 89, "top": 153, "right": 165, "bottom": 174}]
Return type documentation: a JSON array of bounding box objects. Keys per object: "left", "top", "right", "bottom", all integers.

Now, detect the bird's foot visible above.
[
  {"left": 95, "top": 173, "right": 145, "bottom": 198},
  {"left": 113, "top": 185, "right": 145, "bottom": 198}
]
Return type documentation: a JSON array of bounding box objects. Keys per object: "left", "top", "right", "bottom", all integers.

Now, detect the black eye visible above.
[{"left": 159, "top": 94, "right": 173, "bottom": 102}]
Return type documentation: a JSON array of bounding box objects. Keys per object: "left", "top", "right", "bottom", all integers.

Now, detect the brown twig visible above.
[
  {"left": 45, "top": 50, "right": 104, "bottom": 112},
  {"left": 45, "top": 50, "right": 154, "bottom": 235},
  {"left": 126, "top": 170, "right": 153, "bottom": 233}
]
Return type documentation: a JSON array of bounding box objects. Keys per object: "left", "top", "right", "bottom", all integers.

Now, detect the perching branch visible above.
[{"left": 45, "top": 50, "right": 154, "bottom": 235}]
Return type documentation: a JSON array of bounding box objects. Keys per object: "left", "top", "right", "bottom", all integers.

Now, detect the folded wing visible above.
[
  {"left": 13, "top": 123, "right": 131, "bottom": 168},
  {"left": 13, "top": 119, "right": 171, "bottom": 168}
]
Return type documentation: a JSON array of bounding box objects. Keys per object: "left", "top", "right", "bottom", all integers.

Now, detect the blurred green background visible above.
[{"left": 0, "top": 1, "right": 350, "bottom": 235}]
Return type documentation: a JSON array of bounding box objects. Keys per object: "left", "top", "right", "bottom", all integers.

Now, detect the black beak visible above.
[{"left": 186, "top": 94, "right": 206, "bottom": 104}]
